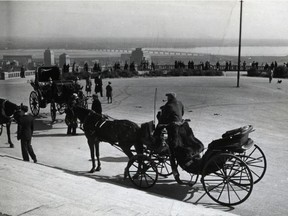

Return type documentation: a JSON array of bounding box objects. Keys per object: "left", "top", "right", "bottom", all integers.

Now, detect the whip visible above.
[{"left": 154, "top": 88, "right": 157, "bottom": 124}]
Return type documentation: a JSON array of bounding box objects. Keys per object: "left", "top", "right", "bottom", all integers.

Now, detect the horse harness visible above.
[
  {"left": 83, "top": 111, "right": 108, "bottom": 135},
  {"left": 82, "top": 111, "right": 123, "bottom": 148}
]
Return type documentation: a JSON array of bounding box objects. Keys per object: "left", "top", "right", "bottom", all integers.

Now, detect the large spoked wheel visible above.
[
  {"left": 29, "top": 91, "right": 40, "bottom": 116},
  {"left": 50, "top": 101, "right": 56, "bottom": 122},
  {"left": 201, "top": 153, "right": 253, "bottom": 206},
  {"left": 126, "top": 154, "right": 158, "bottom": 189},
  {"left": 238, "top": 144, "right": 267, "bottom": 184}
]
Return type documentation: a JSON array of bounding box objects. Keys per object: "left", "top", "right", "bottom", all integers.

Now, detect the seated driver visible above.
[
  {"left": 157, "top": 92, "right": 184, "bottom": 124},
  {"left": 153, "top": 92, "right": 184, "bottom": 152}
]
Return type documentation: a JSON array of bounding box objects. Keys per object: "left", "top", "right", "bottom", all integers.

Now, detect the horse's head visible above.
[
  {"left": 70, "top": 105, "right": 102, "bottom": 125},
  {"left": 0, "top": 99, "right": 22, "bottom": 123},
  {"left": 13, "top": 103, "right": 30, "bottom": 123}
]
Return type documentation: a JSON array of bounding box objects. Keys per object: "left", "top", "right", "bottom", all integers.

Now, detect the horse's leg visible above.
[
  {"left": 95, "top": 140, "right": 101, "bottom": 171},
  {"left": 6, "top": 122, "right": 14, "bottom": 148},
  {"left": 121, "top": 144, "right": 134, "bottom": 159},
  {"left": 120, "top": 142, "right": 135, "bottom": 179},
  {"left": 134, "top": 140, "right": 144, "bottom": 156},
  {"left": 88, "top": 139, "right": 96, "bottom": 173}
]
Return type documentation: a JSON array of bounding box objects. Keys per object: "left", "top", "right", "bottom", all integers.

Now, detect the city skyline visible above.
[{"left": 1, "top": 0, "right": 288, "bottom": 45}]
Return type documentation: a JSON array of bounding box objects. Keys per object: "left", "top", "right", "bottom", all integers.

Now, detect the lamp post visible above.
[{"left": 237, "top": 0, "right": 243, "bottom": 87}]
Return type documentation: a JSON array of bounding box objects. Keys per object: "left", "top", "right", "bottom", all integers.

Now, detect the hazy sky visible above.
[{"left": 1, "top": 0, "right": 288, "bottom": 41}]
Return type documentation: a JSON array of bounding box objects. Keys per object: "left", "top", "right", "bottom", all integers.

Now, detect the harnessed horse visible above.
[
  {"left": 0, "top": 98, "right": 21, "bottom": 147},
  {"left": 66, "top": 105, "right": 143, "bottom": 173}
]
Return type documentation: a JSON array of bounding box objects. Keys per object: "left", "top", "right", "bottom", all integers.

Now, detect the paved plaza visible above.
[{"left": 1, "top": 75, "right": 287, "bottom": 216}]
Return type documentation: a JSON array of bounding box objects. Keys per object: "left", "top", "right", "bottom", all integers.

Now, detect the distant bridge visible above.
[{"left": 93, "top": 48, "right": 205, "bottom": 56}]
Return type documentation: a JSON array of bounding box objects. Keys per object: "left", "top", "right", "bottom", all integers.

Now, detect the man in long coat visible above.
[
  {"left": 17, "top": 105, "right": 37, "bottom": 162},
  {"left": 157, "top": 92, "right": 184, "bottom": 124},
  {"left": 91, "top": 94, "right": 102, "bottom": 114}
]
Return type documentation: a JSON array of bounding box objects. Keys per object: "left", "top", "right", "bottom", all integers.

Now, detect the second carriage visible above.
[
  {"left": 126, "top": 122, "right": 267, "bottom": 206},
  {"left": 29, "top": 66, "right": 88, "bottom": 122}
]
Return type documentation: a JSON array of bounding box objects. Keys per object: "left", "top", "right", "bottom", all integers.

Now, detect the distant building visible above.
[
  {"left": 44, "top": 49, "right": 55, "bottom": 66},
  {"left": 59, "top": 53, "right": 70, "bottom": 69},
  {"left": 3, "top": 55, "right": 32, "bottom": 66},
  {"left": 130, "top": 48, "right": 151, "bottom": 66}
]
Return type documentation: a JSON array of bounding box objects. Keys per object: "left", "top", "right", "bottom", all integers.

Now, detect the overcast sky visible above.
[{"left": 1, "top": 0, "right": 288, "bottom": 41}]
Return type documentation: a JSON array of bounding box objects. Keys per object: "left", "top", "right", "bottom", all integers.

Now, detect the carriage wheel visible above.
[
  {"left": 29, "top": 91, "right": 40, "bottom": 116},
  {"left": 201, "top": 153, "right": 253, "bottom": 206},
  {"left": 50, "top": 101, "right": 56, "bottom": 122},
  {"left": 0, "top": 124, "right": 3, "bottom": 136},
  {"left": 237, "top": 144, "right": 267, "bottom": 184},
  {"left": 126, "top": 154, "right": 158, "bottom": 189}
]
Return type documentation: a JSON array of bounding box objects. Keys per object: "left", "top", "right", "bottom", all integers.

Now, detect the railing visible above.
[
  {"left": 99, "top": 64, "right": 265, "bottom": 72},
  {"left": 0, "top": 70, "right": 35, "bottom": 80}
]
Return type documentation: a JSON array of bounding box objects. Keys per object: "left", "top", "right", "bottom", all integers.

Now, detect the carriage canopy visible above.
[{"left": 36, "top": 66, "right": 61, "bottom": 82}]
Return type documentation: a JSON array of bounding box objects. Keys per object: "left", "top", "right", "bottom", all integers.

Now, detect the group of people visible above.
[
  {"left": 65, "top": 76, "right": 113, "bottom": 136},
  {"left": 85, "top": 75, "right": 113, "bottom": 104},
  {"left": 13, "top": 79, "right": 185, "bottom": 165}
]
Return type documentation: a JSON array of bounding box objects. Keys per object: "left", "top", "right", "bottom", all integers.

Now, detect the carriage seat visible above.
[{"left": 208, "top": 125, "right": 254, "bottom": 153}]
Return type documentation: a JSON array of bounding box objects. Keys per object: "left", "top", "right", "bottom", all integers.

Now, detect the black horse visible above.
[
  {"left": 0, "top": 98, "right": 21, "bottom": 147},
  {"left": 66, "top": 105, "right": 143, "bottom": 173}
]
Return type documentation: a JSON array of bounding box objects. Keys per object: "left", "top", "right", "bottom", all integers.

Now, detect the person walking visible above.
[
  {"left": 17, "top": 105, "right": 37, "bottom": 163},
  {"left": 91, "top": 94, "right": 102, "bottom": 114},
  {"left": 106, "top": 81, "right": 113, "bottom": 103}
]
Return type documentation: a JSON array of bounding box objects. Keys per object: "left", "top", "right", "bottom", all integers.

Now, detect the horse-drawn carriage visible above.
[
  {"left": 29, "top": 66, "right": 87, "bottom": 122},
  {"left": 67, "top": 105, "right": 266, "bottom": 206},
  {"left": 126, "top": 122, "right": 267, "bottom": 206}
]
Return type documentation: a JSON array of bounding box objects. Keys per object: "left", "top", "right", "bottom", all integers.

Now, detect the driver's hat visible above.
[{"left": 165, "top": 92, "right": 176, "bottom": 98}]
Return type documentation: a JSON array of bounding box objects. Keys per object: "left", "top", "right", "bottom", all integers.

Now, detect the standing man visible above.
[
  {"left": 106, "top": 81, "right": 113, "bottom": 104},
  {"left": 85, "top": 76, "right": 92, "bottom": 97},
  {"left": 17, "top": 105, "right": 37, "bottom": 163},
  {"left": 269, "top": 69, "right": 274, "bottom": 83},
  {"left": 91, "top": 94, "right": 102, "bottom": 114},
  {"left": 94, "top": 75, "right": 103, "bottom": 97},
  {"left": 20, "top": 65, "right": 25, "bottom": 78},
  {"left": 66, "top": 93, "right": 79, "bottom": 135}
]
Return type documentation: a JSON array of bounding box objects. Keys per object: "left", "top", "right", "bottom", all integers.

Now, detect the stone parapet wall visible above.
[{"left": 0, "top": 70, "right": 35, "bottom": 80}]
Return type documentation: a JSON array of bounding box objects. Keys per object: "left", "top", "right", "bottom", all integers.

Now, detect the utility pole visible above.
[{"left": 237, "top": 0, "right": 243, "bottom": 87}]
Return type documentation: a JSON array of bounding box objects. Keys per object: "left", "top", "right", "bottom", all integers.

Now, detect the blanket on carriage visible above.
[{"left": 167, "top": 121, "right": 204, "bottom": 172}]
